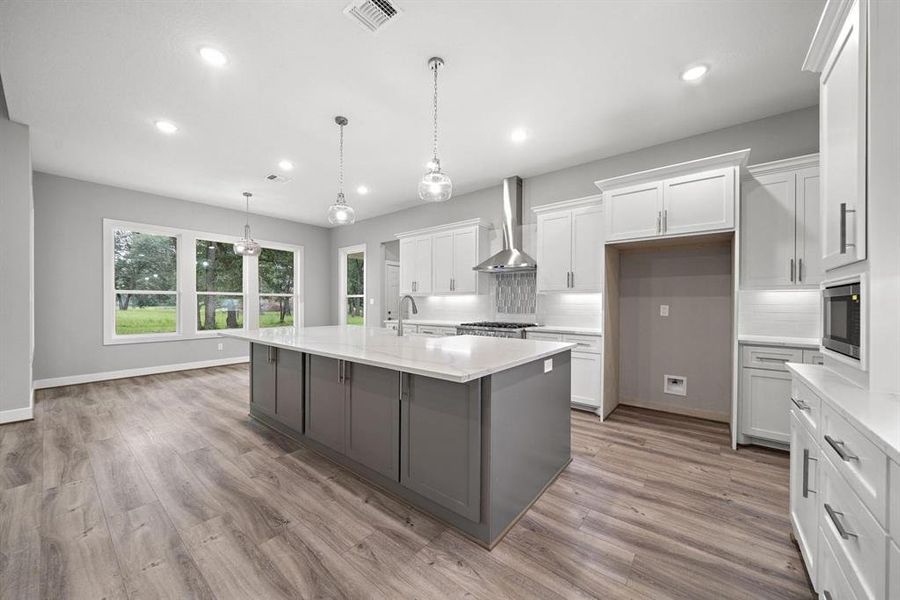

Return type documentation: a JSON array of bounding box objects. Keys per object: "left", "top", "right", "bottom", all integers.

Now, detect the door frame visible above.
[{"left": 383, "top": 259, "right": 400, "bottom": 323}]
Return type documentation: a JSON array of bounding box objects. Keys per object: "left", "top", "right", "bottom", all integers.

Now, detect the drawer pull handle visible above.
[
  {"left": 824, "top": 435, "right": 859, "bottom": 462},
  {"left": 802, "top": 449, "right": 817, "bottom": 498},
  {"left": 824, "top": 503, "right": 858, "bottom": 539},
  {"left": 791, "top": 397, "right": 811, "bottom": 412},
  {"left": 823, "top": 592, "right": 833, "bottom": 600},
  {"left": 757, "top": 356, "right": 790, "bottom": 363}
]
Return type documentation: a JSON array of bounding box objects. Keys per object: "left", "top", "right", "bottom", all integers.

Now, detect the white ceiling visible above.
[{"left": 0, "top": 0, "right": 822, "bottom": 227}]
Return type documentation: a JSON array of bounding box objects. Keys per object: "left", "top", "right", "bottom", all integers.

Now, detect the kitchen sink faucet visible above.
[{"left": 398, "top": 295, "right": 418, "bottom": 337}]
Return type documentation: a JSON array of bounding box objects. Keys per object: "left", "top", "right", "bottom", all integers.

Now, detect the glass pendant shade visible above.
[
  {"left": 327, "top": 193, "right": 356, "bottom": 225},
  {"left": 234, "top": 192, "right": 261, "bottom": 256},
  {"left": 418, "top": 159, "right": 452, "bottom": 202}
]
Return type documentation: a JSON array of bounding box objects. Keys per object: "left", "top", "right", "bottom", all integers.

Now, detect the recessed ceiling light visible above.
[
  {"left": 681, "top": 65, "right": 709, "bottom": 82},
  {"left": 510, "top": 128, "right": 528, "bottom": 143},
  {"left": 154, "top": 120, "right": 178, "bottom": 134},
  {"left": 199, "top": 46, "right": 228, "bottom": 67},
  {"left": 278, "top": 159, "right": 294, "bottom": 171},
  {"left": 356, "top": 185, "right": 369, "bottom": 195}
]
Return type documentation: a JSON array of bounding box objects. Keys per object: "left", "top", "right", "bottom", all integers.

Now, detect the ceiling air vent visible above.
[
  {"left": 265, "top": 174, "right": 292, "bottom": 184},
  {"left": 343, "top": 0, "right": 401, "bottom": 33}
]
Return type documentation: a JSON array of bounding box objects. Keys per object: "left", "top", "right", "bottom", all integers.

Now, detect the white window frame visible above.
[
  {"left": 103, "top": 219, "right": 304, "bottom": 345},
  {"left": 339, "top": 243, "right": 366, "bottom": 326}
]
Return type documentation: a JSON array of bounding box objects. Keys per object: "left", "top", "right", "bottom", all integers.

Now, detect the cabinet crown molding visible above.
[
  {"left": 395, "top": 218, "right": 484, "bottom": 239},
  {"left": 744, "top": 153, "right": 820, "bottom": 179},
  {"left": 593, "top": 148, "right": 751, "bottom": 192},
  {"left": 531, "top": 194, "right": 602, "bottom": 215},
  {"left": 802, "top": 0, "right": 857, "bottom": 72}
]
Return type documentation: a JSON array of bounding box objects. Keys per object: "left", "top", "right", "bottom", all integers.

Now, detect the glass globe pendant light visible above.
[
  {"left": 234, "top": 191, "right": 262, "bottom": 256},
  {"left": 327, "top": 116, "right": 356, "bottom": 226},
  {"left": 418, "top": 57, "right": 452, "bottom": 203}
]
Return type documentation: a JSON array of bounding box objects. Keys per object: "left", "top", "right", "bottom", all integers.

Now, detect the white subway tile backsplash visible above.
[
  {"left": 738, "top": 289, "right": 820, "bottom": 338},
  {"left": 537, "top": 293, "right": 603, "bottom": 329}
]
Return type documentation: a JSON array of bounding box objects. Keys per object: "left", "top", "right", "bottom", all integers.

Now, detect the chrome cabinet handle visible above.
[
  {"left": 570, "top": 271, "right": 575, "bottom": 288},
  {"left": 656, "top": 211, "right": 661, "bottom": 235},
  {"left": 757, "top": 356, "right": 790, "bottom": 363},
  {"left": 663, "top": 209, "right": 667, "bottom": 234},
  {"left": 802, "top": 449, "right": 817, "bottom": 497},
  {"left": 267, "top": 346, "right": 277, "bottom": 363},
  {"left": 824, "top": 434, "right": 859, "bottom": 461},
  {"left": 823, "top": 591, "right": 833, "bottom": 600},
  {"left": 344, "top": 361, "right": 351, "bottom": 382},
  {"left": 798, "top": 258, "right": 803, "bottom": 283},
  {"left": 790, "top": 258, "right": 795, "bottom": 283},
  {"left": 824, "top": 503, "right": 858, "bottom": 539},
  {"left": 338, "top": 360, "right": 344, "bottom": 383},
  {"left": 791, "top": 397, "right": 811, "bottom": 411},
  {"left": 840, "top": 203, "right": 857, "bottom": 254}
]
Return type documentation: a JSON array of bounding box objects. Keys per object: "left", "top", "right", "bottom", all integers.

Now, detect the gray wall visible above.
[
  {"left": 0, "top": 114, "right": 34, "bottom": 419},
  {"left": 618, "top": 242, "right": 734, "bottom": 421},
  {"left": 32, "top": 173, "right": 332, "bottom": 381},
  {"left": 329, "top": 106, "right": 818, "bottom": 325}
]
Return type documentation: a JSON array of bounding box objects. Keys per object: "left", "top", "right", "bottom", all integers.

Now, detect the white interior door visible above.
[
  {"left": 536, "top": 211, "right": 572, "bottom": 292},
  {"left": 796, "top": 167, "right": 822, "bottom": 286},
  {"left": 431, "top": 232, "right": 453, "bottom": 294},
  {"left": 570, "top": 205, "right": 604, "bottom": 291},
  {"left": 383, "top": 262, "right": 400, "bottom": 322},
  {"left": 451, "top": 229, "right": 477, "bottom": 294},
  {"left": 820, "top": 0, "right": 867, "bottom": 270},
  {"left": 740, "top": 172, "right": 797, "bottom": 288},
  {"left": 604, "top": 182, "right": 663, "bottom": 242},
  {"left": 662, "top": 167, "right": 735, "bottom": 236}
]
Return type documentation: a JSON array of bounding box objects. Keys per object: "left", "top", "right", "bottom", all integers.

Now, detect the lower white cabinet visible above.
[
  {"left": 527, "top": 331, "right": 602, "bottom": 412},
  {"left": 889, "top": 542, "right": 899, "bottom": 600},
  {"left": 790, "top": 413, "right": 819, "bottom": 581},
  {"left": 739, "top": 344, "right": 821, "bottom": 445}
]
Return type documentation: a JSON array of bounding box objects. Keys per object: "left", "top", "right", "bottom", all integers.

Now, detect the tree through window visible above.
[
  {"left": 259, "top": 247, "right": 295, "bottom": 327},
  {"left": 113, "top": 229, "right": 178, "bottom": 335}
]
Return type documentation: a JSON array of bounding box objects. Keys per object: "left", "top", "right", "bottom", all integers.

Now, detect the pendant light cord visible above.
[
  {"left": 338, "top": 121, "right": 345, "bottom": 204},
  {"left": 432, "top": 61, "right": 439, "bottom": 160}
]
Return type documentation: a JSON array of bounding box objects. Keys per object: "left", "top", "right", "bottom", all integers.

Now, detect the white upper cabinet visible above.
[
  {"left": 741, "top": 155, "right": 822, "bottom": 289},
  {"left": 804, "top": 0, "right": 867, "bottom": 270},
  {"left": 596, "top": 149, "right": 749, "bottom": 244},
  {"left": 534, "top": 196, "right": 603, "bottom": 293},
  {"left": 396, "top": 220, "right": 486, "bottom": 296}
]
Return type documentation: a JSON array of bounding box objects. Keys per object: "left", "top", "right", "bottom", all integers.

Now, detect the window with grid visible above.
[
  {"left": 112, "top": 228, "right": 178, "bottom": 336},
  {"left": 258, "top": 247, "right": 295, "bottom": 328},
  {"left": 196, "top": 239, "right": 244, "bottom": 331},
  {"left": 344, "top": 250, "right": 365, "bottom": 325}
]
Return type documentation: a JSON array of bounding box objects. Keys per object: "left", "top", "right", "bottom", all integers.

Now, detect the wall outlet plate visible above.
[
  {"left": 664, "top": 374, "right": 686, "bottom": 396},
  {"left": 544, "top": 359, "right": 553, "bottom": 373},
  {"left": 217, "top": 342, "right": 224, "bottom": 351},
  {"left": 660, "top": 304, "right": 669, "bottom": 317}
]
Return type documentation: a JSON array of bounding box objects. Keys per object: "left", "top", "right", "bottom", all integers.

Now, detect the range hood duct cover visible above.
[{"left": 474, "top": 176, "right": 537, "bottom": 272}]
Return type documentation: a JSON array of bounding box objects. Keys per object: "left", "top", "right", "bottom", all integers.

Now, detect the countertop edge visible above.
[
  {"left": 786, "top": 363, "right": 900, "bottom": 464},
  {"left": 738, "top": 336, "right": 820, "bottom": 349}
]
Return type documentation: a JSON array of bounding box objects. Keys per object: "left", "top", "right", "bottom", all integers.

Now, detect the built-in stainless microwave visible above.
[{"left": 823, "top": 282, "right": 861, "bottom": 360}]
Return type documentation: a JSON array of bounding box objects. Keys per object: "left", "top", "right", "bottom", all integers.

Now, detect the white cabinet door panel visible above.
[
  {"left": 790, "top": 414, "right": 819, "bottom": 586},
  {"left": 432, "top": 232, "right": 453, "bottom": 294},
  {"left": 741, "top": 368, "right": 792, "bottom": 443},
  {"left": 399, "top": 238, "right": 416, "bottom": 295},
  {"left": 451, "top": 229, "right": 477, "bottom": 294},
  {"left": 663, "top": 167, "right": 735, "bottom": 236},
  {"left": 604, "top": 182, "right": 662, "bottom": 242},
  {"left": 571, "top": 205, "right": 604, "bottom": 291},
  {"left": 820, "top": 0, "right": 867, "bottom": 270},
  {"left": 537, "top": 211, "right": 572, "bottom": 292},
  {"left": 796, "top": 166, "right": 823, "bottom": 286},
  {"left": 741, "top": 172, "right": 797, "bottom": 288},
  {"left": 571, "top": 351, "right": 601, "bottom": 410},
  {"left": 413, "top": 236, "right": 433, "bottom": 295}
]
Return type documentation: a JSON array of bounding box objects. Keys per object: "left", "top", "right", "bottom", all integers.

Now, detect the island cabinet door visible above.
[
  {"left": 275, "top": 348, "right": 303, "bottom": 433},
  {"left": 344, "top": 363, "right": 400, "bottom": 480},
  {"left": 305, "top": 355, "right": 345, "bottom": 453},
  {"left": 250, "top": 343, "right": 277, "bottom": 418},
  {"left": 400, "top": 374, "right": 481, "bottom": 522}
]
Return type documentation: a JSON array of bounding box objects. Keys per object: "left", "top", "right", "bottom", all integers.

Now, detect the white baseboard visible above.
[
  {"left": 33, "top": 356, "right": 249, "bottom": 390},
  {"left": 0, "top": 405, "right": 34, "bottom": 424}
]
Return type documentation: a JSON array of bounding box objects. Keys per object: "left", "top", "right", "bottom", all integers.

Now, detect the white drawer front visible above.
[
  {"left": 791, "top": 379, "right": 821, "bottom": 435},
  {"left": 563, "top": 333, "right": 602, "bottom": 354},
  {"left": 526, "top": 332, "right": 563, "bottom": 342},
  {"left": 417, "top": 326, "right": 454, "bottom": 337},
  {"left": 436, "top": 326, "right": 458, "bottom": 336},
  {"left": 890, "top": 461, "right": 899, "bottom": 544},
  {"left": 820, "top": 455, "right": 887, "bottom": 600},
  {"left": 821, "top": 403, "right": 890, "bottom": 526},
  {"left": 890, "top": 542, "right": 899, "bottom": 600},
  {"left": 818, "top": 532, "right": 861, "bottom": 600},
  {"left": 741, "top": 345, "right": 804, "bottom": 371}
]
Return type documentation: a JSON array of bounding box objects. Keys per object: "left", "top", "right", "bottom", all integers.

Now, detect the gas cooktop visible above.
[{"left": 458, "top": 321, "right": 539, "bottom": 329}]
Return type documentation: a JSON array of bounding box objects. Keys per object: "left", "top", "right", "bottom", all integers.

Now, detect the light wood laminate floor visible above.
[{"left": 1, "top": 365, "right": 814, "bottom": 599}]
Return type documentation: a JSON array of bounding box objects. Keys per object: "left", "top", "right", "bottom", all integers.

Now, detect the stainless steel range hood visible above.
[{"left": 473, "top": 176, "right": 537, "bottom": 272}]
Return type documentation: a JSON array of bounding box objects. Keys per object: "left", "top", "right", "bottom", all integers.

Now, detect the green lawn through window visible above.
[{"left": 116, "top": 307, "right": 294, "bottom": 334}]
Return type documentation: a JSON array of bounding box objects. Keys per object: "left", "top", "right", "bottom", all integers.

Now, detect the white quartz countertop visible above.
[
  {"left": 224, "top": 326, "right": 575, "bottom": 383},
  {"left": 530, "top": 325, "right": 603, "bottom": 336},
  {"left": 738, "top": 335, "right": 820, "bottom": 349},
  {"left": 787, "top": 363, "right": 900, "bottom": 464}
]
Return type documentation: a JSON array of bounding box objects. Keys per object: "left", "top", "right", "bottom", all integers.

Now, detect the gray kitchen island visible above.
[{"left": 223, "top": 325, "right": 574, "bottom": 548}]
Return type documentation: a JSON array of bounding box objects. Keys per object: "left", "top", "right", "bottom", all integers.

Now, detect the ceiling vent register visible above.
[{"left": 343, "top": 0, "right": 401, "bottom": 33}]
